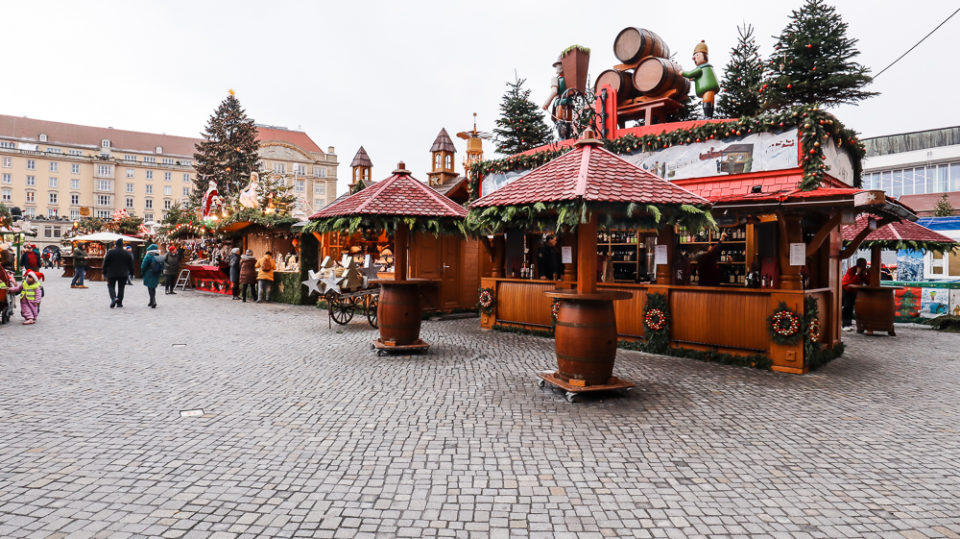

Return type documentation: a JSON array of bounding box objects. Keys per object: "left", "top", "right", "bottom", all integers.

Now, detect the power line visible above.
[{"left": 875, "top": 6, "right": 960, "bottom": 78}]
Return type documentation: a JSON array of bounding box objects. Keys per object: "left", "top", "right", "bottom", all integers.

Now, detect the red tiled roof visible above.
[
  {"left": 429, "top": 128, "right": 456, "bottom": 153},
  {"left": 710, "top": 187, "right": 862, "bottom": 205},
  {"left": 349, "top": 146, "right": 373, "bottom": 168},
  {"left": 310, "top": 164, "right": 467, "bottom": 219},
  {"left": 0, "top": 114, "right": 201, "bottom": 156},
  {"left": 256, "top": 126, "right": 323, "bottom": 154},
  {"left": 841, "top": 215, "right": 955, "bottom": 243},
  {"left": 471, "top": 141, "right": 708, "bottom": 208}
]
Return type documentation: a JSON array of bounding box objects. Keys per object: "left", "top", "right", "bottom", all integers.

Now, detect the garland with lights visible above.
[{"left": 468, "top": 105, "right": 865, "bottom": 200}]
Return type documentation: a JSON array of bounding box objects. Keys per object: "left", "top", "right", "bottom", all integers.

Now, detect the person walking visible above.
[
  {"left": 124, "top": 245, "right": 134, "bottom": 285},
  {"left": 163, "top": 244, "right": 183, "bottom": 294},
  {"left": 70, "top": 244, "right": 88, "bottom": 288},
  {"left": 239, "top": 249, "right": 257, "bottom": 303},
  {"left": 228, "top": 247, "right": 242, "bottom": 300},
  {"left": 54, "top": 249, "right": 62, "bottom": 269},
  {"left": 103, "top": 238, "right": 134, "bottom": 308},
  {"left": 255, "top": 251, "right": 275, "bottom": 303},
  {"left": 140, "top": 243, "right": 163, "bottom": 308},
  {"left": 8, "top": 270, "right": 44, "bottom": 324}
]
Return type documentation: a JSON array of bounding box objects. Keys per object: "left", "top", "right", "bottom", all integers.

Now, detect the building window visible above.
[
  {"left": 49, "top": 161, "right": 59, "bottom": 172},
  {"left": 101, "top": 139, "right": 111, "bottom": 148},
  {"left": 162, "top": 158, "right": 174, "bottom": 165},
  {"left": 47, "top": 208, "right": 58, "bottom": 219},
  {"left": 96, "top": 164, "right": 113, "bottom": 176},
  {"left": 296, "top": 179, "right": 305, "bottom": 192},
  {"left": 143, "top": 156, "right": 156, "bottom": 164},
  {"left": 144, "top": 213, "right": 153, "bottom": 221},
  {"left": 70, "top": 194, "right": 79, "bottom": 205},
  {"left": 182, "top": 187, "right": 191, "bottom": 197},
  {"left": 69, "top": 178, "right": 79, "bottom": 190},
  {"left": 434, "top": 154, "right": 440, "bottom": 169},
  {"left": 445, "top": 155, "right": 452, "bottom": 169},
  {"left": 163, "top": 185, "right": 172, "bottom": 196},
  {"left": 26, "top": 159, "right": 36, "bottom": 170},
  {"left": 0, "top": 141, "right": 15, "bottom": 149},
  {"left": 163, "top": 199, "right": 172, "bottom": 210},
  {"left": 126, "top": 168, "right": 135, "bottom": 179},
  {"left": 164, "top": 172, "right": 171, "bottom": 181},
  {"left": 44, "top": 225, "right": 62, "bottom": 238},
  {"left": 320, "top": 168, "right": 328, "bottom": 178},
  {"left": 96, "top": 180, "right": 113, "bottom": 191},
  {"left": 294, "top": 164, "right": 306, "bottom": 175},
  {"left": 39, "top": 134, "right": 48, "bottom": 142},
  {"left": 26, "top": 175, "right": 35, "bottom": 186},
  {"left": 145, "top": 199, "right": 153, "bottom": 210},
  {"left": 24, "top": 207, "right": 35, "bottom": 218},
  {"left": 95, "top": 210, "right": 110, "bottom": 218},
  {"left": 273, "top": 162, "right": 286, "bottom": 174},
  {"left": 68, "top": 149, "right": 82, "bottom": 157},
  {"left": 70, "top": 209, "right": 80, "bottom": 220},
  {"left": 155, "top": 146, "right": 162, "bottom": 154},
  {"left": 49, "top": 192, "right": 58, "bottom": 204},
  {"left": 71, "top": 163, "right": 80, "bottom": 174},
  {"left": 2, "top": 157, "right": 11, "bottom": 168},
  {"left": 1, "top": 189, "right": 10, "bottom": 202},
  {"left": 145, "top": 184, "right": 153, "bottom": 194},
  {"left": 1, "top": 173, "right": 10, "bottom": 184},
  {"left": 314, "top": 182, "right": 326, "bottom": 195},
  {"left": 125, "top": 155, "right": 137, "bottom": 162},
  {"left": 46, "top": 147, "right": 61, "bottom": 154},
  {"left": 313, "top": 166, "right": 320, "bottom": 177},
  {"left": 183, "top": 173, "right": 190, "bottom": 183},
  {"left": 25, "top": 191, "right": 35, "bottom": 203},
  {"left": 126, "top": 183, "right": 134, "bottom": 193},
  {"left": 126, "top": 197, "right": 134, "bottom": 209},
  {"left": 97, "top": 195, "right": 111, "bottom": 206},
  {"left": 49, "top": 177, "right": 58, "bottom": 188},
  {"left": 146, "top": 170, "right": 153, "bottom": 179}
]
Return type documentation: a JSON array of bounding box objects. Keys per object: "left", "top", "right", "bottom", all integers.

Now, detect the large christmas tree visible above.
[
  {"left": 192, "top": 92, "right": 260, "bottom": 205},
  {"left": 761, "top": 0, "right": 876, "bottom": 110},
  {"left": 493, "top": 77, "right": 553, "bottom": 154},
  {"left": 717, "top": 24, "right": 764, "bottom": 118}
]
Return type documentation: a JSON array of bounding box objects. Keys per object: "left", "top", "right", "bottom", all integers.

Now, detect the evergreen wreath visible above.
[
  {"left": 643, "top": 293, "right": 671, "bottom": 354},
  {"left": 768, "top": 302, "right": 802, "bottom": 344},
  {"left": 478, "top": 287, "right": 496, "bottom": 315}
]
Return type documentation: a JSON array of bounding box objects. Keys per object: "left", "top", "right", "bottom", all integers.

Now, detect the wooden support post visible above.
[
  {"left": 777, "top": 213, "right": 803, "bottom": 291},
  {"left": 806, "top": 214, "right": 841, "bottom": 258},
  {"left": 395, "top": 222, "right": 408, "bottom": 281},
  {"left": 869, "top": 245, "right": 882, "bottom": 287},
  {"left": 577, "top": 217, "right": 598, "bottom": 294},
  {"left": 655, "top": 227, "right": 675, "bottom": 285}
]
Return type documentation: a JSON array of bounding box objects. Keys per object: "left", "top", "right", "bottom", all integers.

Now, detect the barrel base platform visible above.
[
  {"left": 372, "top": 338, "right": 430, "bottom": 356},
  {"left": 536, "top": 371, "right": 634, "bottom": 403}
]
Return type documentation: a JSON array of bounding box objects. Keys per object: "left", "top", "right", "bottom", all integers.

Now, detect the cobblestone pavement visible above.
[{"left": 1, "top": 274, "right": 959, "bottom": 538}]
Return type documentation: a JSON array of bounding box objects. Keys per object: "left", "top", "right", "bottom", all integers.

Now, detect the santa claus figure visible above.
[{"left": 201, "top": 180, "right": 223, "bottom": 218}]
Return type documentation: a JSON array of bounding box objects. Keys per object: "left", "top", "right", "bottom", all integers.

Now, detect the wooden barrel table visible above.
[
  {"left": 613, "top": 27, "right": 670, "bottom": 64},
  {"left": 633, "top": 57, "right": 690, "bottom": 98},
  {"left": 545, "top": 290, "right": 632, "bottom": 386},
  {"left": 854, "top": 285, "right": 901, "bottom": 336},
  {"left": 376, "top": 279, "right": 424, "bottom": 346}
]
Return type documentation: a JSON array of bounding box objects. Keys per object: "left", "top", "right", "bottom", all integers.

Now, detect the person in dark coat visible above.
[
  {"left": 102, "top": 238, "right": 134, "bottom": 308},
  {"left": 238, "top": 249, "right": 257, "bottom": 303},
  {"left": 140, "top": 243, "right": 162, "bottom": 309},
  {"left": 228, "top": 247, "right": 242, "bottom": 300},
  {"left": 536, "top": 234, "right": 563, "bottom": 281},
  {"left": 20, "top": 245, "right": 41, "bottom": 272},
  {"left": 70, "top": 245, "right": 88, "bottom": 288},
  {"left": 163, "top": 244, "right": 183, "bottom": 294}
]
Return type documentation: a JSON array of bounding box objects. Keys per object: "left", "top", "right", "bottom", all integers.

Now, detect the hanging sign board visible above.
[
  {"left": 789, "top": 243, "right": 806, "bottom": 266},
  {"left": 561, "top": 246, "right": 572, "bottom": 264},
  {"left": 655, "top": 245, "right": 668, "bottom": 265}
]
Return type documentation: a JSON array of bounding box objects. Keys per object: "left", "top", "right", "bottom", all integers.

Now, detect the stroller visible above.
[{"left": 0, "top": 268, "right": 14, "bottom": 325}]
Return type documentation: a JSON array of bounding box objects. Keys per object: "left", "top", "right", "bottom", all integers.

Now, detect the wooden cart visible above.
[{"left": 326, "top": 286, "right": 379, "bottom": 328}]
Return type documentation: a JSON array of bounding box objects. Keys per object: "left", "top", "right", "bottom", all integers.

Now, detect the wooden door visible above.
[
  {"left": 439, "top": 235, "right": 460, "bottom": 310},
  {"left": 411, "top": 233, "right": 462, "bottom": 311}
]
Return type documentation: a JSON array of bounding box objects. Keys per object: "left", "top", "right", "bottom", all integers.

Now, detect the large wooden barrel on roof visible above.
[
  {"left": 632, "top": 57, "right": 690, "bottom": 98},
  {"left": 594, "top": 69, "right": 636, "bottom": 101},
  {"left": 614, "top": 27, "right": 670, "bottom": 64}
]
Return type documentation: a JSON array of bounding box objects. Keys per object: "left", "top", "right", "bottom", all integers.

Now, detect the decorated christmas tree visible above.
[
  {"left": 493, "top": 76, "right": 553, "bottom": 154},
  {"left": 717, "top": 24, "right": 764, "bottom": 118},
  {"left": 761, "top": 0, "right": 876, "bottom": 110},
  {"left": 192, "top": 91, "right": 261, "bottom": 205},
  {"left": 934, "top": 194, "right": 954, "bottom": 217}
]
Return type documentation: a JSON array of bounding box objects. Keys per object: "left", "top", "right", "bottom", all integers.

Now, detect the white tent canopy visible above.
[{"left": 70, "top": 232, "right": 145, "bottom": 244}]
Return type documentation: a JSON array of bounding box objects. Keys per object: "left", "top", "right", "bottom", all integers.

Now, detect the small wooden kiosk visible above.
[
  {"left": 841, "top": 215, "right": 958, "bottom": 335},
  {"left": 62, "top": 232, "right": 145, "bottom": 282},
  {"left": 470, "top": 130, "right": 713, "bottom": 399},
  {"left": 307, "top": 162, "right": 468, "bottom": 353}
]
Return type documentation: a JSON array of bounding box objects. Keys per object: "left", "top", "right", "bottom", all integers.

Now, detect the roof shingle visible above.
[
  {"left": 841, "top": 215, "right": 955, "bottom": 244},
  {"left": 429, "top": 128, "right": 456, "bottom": 153},
  {"left": 349, "top": 146, "right": 373, "bottom": 168}
]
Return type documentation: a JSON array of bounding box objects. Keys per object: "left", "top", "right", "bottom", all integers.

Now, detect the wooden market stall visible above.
[
  {"left": 472, "top": 108, "right": 917, "bottom": 374},
  {"left": 841, "top": 215, "right": 958, "bottom": 335},
  {"left": 308, "top": 162, "right": 469, "bottom": 352},
  {"left": 62, "top": 232, "right": 145, "bottom": 282}
]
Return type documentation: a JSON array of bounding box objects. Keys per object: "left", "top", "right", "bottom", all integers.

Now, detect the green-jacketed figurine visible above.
[{"left": 681, "top": 41, "right": 720, "bottom": 118}]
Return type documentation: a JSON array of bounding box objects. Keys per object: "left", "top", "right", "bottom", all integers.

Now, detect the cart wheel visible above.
[
  {"left": 537, "top": 378, "right": 546, "bottom": 388},
  {"left": 329, "top": 296, "right": 355, "bottom": 325},
  {"left": 376, "top": 350, "right": 386, "bottom": 357},
  {"left": 565, "top": 392, "right": 580, "bottom": 403},
  {"left": 366, "top": 294, "right": 378, "bottom": 328}
]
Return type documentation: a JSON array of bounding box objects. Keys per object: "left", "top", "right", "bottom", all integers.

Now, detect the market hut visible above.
[
  {"left": 307, "top": 162, "right": 468, "bottom": 351},
  {"left": 470, "top": 130, "right": 712, "bottom": 398},
  {"left": 62, "top": 232, "right": 145, "bottom": 282},
  {"left": 841, "top": 215, "right": 959, "bottom": 335}
]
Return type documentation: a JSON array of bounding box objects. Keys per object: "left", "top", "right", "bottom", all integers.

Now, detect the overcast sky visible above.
[{"left": 2, "top": 1, "right": 957, "bottom": 196}]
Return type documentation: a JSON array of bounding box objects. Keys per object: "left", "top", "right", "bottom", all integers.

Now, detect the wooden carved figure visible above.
[{"left": 681, "top": 41, "right": 720, "bottom": 118}]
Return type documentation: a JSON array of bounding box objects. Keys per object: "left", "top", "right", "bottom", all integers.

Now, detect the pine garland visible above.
[
  {"left": 304, "top": 215, "right": 466, "bottom": 237},
  {"left": 858, "top": 239, "right": 959, "bottom": 254},
  {"left": 469, "top": 105, "right": 865, "bottom": 199}
]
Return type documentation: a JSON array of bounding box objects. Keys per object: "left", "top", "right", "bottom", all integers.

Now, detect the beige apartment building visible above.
[{"left": 0, "top": 114, "right": 338, "bottom": 244}]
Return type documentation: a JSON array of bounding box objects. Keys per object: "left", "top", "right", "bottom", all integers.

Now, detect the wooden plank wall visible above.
[
  {"left": 670, "top": 289, "right": 770, "bottom": 352},
  {"left": 599, "top": 285, "right": 647, "bottom": 339},
  {"left": 496, "top": 280, "right": 556, "bottom": 329}
]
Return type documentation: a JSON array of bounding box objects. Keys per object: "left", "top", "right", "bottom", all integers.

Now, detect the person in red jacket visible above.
[{"left": 841, "top": 258, "right": 868, "bottom": 329}]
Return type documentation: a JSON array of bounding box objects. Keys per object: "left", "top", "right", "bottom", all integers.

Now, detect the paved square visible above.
[{"left": 1, "top": 275, "right": 959, "bottom": 538}]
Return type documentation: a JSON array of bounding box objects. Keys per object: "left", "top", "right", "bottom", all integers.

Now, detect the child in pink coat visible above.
[{"left": 8, "top": 270, "right": 43, "bottom": 324}]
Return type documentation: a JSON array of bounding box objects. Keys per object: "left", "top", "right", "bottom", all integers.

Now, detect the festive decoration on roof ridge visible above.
[{"left": 468, "top": 105, "right": 865, "bottom": 200}]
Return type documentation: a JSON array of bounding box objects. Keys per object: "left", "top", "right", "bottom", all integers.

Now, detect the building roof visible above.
[
  {"left": 0, "top": 114, "right": 201, "bottom": 156},
  {"left": 349, "top": 146, "right": 373, "bottom": 168},
  {"left": 471, "top": 139, "right": 708, "bottom": 208},
  {"left": 898, "top": 192, "right": 960, "bottom": 217},
  {"left": 255, "top": 125, "right": 323, "bottom": 154},
  {"left": 310, "top": 163, "right": 467, "bottom": 220},
  {"left": 863, "top": 125, "right": 960, "bottom": 157},
  {"left": 841, "top": 214, "right": 955, "bottom": 244},
  {"left": 429, "top": 128, "right": 456, "bottom": 153}
]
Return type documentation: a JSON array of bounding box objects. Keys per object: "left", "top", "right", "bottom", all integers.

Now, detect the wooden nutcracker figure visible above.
[
  {"left": 542, "top": 56, "right": 574, "bottom": 140},
  {"left": 681, "top": 40, "right": 720, "bottom": 118}
]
